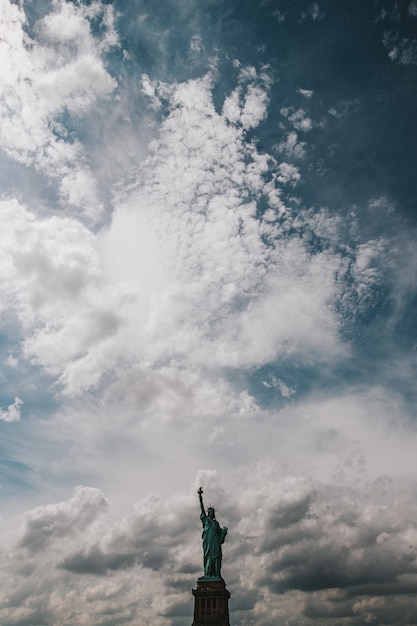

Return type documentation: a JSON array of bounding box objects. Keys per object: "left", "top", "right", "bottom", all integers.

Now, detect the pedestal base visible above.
[{"left": 192, "top": 579, "right": 230, "bottom": 626}]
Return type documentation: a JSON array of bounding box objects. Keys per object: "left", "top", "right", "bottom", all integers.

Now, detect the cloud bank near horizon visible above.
[{"left": 2, "top": 466, "right": 417, "bottom": 626}]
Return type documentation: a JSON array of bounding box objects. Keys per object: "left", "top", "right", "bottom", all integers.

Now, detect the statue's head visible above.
[{"left": 207, "top": 507, "right": 216, "bottom": 519}]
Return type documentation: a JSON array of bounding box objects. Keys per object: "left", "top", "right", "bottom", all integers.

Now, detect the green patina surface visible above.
[{"left": 197, "top": 487, "right": 228, "bottom": 579}]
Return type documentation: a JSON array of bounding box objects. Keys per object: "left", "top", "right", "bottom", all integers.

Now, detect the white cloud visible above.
[
  {"left": 273, "top": 9, "right": 287, "bottom": 23},
  {"left": 0, "top": 1, "right": 415, "bottom": 621},
  {"left": 222, "top": 69, "right": 270, "bottom": 129},
  {"left": 0, "top": 60, "right": 401, "bottom": 448},
  {"left": 383, "top": 30, "right": 417, "bottom": 66},
  {"left": 309, "top": 2, "right": 325, "bottom": 20},
  {"left": 19, "top": 485, "right": 108, "bottom": 552},
  {"left": 0, "top": 198, "right": 132, "bottom": 395},
  {"left": 141, "top": 73, "right": 163, "bottom": 110},
  {"left": 275, "top": 130, "right": 307, "bottom": 159},
  {"left": 190, "top": 34, "right": 203, "bottom": 53},
  {"left": 222, "top": 88, "right": 242, "bottom": 124},
  {"left": 0, "top": 70, "right": 395, "bottom": 401},
  {"left": 280, "top": 106, "right": 292, "bottom": 118},
  {"left": 101, "top": 73, "right": 362, "bottom": 376},
  {"left": 368, "top": 195, "right": 395, "bottom": 214},
  {"left": 288, "top": 108, "right": 313, "bottom": 131},
  {"left": 263, "top": 376, "right": 295, "bottom": 398},
  {"left": 398, "top": 40, "right": 417, "bottom": 64},
  {"left": 0, "top": 0, "right": 118, "bottom": 222},
  {"left": 209, "top": 247, "right": 346, "bottom": 368},
  {"left": 301, "top": 3, "right": 326, "bottom": 21},
  {"left": 5, "top": 355, "right": 19, "bottom": 368},
  {"left": 240, "top": 83, "right": 270, "bottom": 129},
  {"left": 1, "top": 449, "right": 417, "bottom": 625},
  {"left": 276, "top": 162, "right": 301, "bottom": 185},
  {"left": 328, "top": 99, "right": 360, "bottom": 119},
  {"left": 298, "top": 87, "right": 314, "bottom": 99},
  {"left": 0, "top": 396, "right": 23, "bottom": 422}
]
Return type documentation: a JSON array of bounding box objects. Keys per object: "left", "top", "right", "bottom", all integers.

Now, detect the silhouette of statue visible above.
[{"left": 198, "top": 487, "right": 228, "bottom": 579}]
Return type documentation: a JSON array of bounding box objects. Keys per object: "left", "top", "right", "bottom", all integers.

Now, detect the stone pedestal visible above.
[{"left": 192, "top": 579, "right": 230, "bottom": 626}]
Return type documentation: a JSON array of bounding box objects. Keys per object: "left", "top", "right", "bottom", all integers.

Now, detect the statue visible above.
[{"left": 198, "top": 487, "right": 228, "bottom": 580}]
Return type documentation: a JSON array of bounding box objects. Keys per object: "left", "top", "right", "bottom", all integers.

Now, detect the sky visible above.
[{"left": 1, "top": 0, "right": 417, "bottom": 624}]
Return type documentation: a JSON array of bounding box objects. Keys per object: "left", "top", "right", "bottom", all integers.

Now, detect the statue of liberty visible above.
[{"left": 198, "top": 487, "right": 228, "bottom": 580}]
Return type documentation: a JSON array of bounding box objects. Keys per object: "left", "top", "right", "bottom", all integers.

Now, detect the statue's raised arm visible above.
[
  {"left": 198, "top": 486, "right": 205, "bottom": 517},
  {"left": 197, "top": 487, "right": 228, "bottom": 581}
]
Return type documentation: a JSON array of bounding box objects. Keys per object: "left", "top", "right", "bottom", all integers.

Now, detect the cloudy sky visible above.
[{"left": 1, "top": 0, "right": 417, "bottom": 624}]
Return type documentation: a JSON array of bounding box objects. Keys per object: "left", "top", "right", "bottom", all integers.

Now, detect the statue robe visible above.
[{"left": 200, "top": 512, "right": 227, "bottom": 578}]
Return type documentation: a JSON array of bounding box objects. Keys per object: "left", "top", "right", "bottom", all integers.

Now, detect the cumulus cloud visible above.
[
  {"left": 277, "top": 162, "right": 301, "bottom": 185},
  {"left": 275, "top": 130, "right": 307, "bottom": 159},
  {"left": 298, "top": 87, "right": 314, "bottom": 98},
  {"left": 0, "top": 1, "right": 416, "bottom": 624},
  {"left": 0, "top": 0, "right": 118, "bottom": 222},
  {"left": 102, "top": 71, "right": 392, "bottom": 379},
  {"left": 0, "top": 198, "right": 132, "bottom": 395},
  {"left": 19, "top": 485, "right": 108, "bottom": 552},
  {"left": 0, "top": 396, "right": 23, "bottom": 422},
  {"left": 301, "top": 3, "right": 326, "bottom": 21},
  {"left": 190, "top": 34, "right": 203, "bottom": 54},
  {"left": 222, "top": 66, "right": 271, "bottom": 129},
  {"left": 0, "top": 484, "right": 204, "bottom": 625},
  {"left": 0, "top": 68, "right": 400, "bottom": 402},
  {"left": 383, "top": 28, "right": 417, "bottom": 65},
  {"left": 273, "top": 9, "right": 287, "bottom": 23},
  {"left": 288, "top": 108, "right": 313, "bottom": 131},
  {"left": 328, "top": 99, "right": 360, "bottom": 119},
  {"left": 390, "top": 38, "right": 417, "bottom": 64},
  {"left": 252, "top": 476, "right": 417, "bottom": 626},
  {"left": 1, "top": 463, "right": 417, "bottom": 626},
  {"left": 262, "top": 376, "right": 295, "bottom": 398}
]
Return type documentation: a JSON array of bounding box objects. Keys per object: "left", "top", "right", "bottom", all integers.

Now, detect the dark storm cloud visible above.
[
  {"left": 165, "top": 575, "right": 199, "bottom": 590},
  {"left": 2, "top": 476, "right": 417, "bottom": 625},
  {"left": 161, "top": 597, "right": 191, "bottom": 618},
  {"left": 59, "top": 546, "right": 136, "bottom": 575},
  {"left": 254, "top": 480, "right": 417, "bottom": 621},
  {"left": 229, "top": 587, "right": 260, "bottom": 612},
  {"left": 59, "top": 534, "right": 168, "bottom": 575},
  {"left": 265, "top": 491, "right": 315, "bottom": 529},
  {"left": 59, "top": 493, "right": 199, "bottom": 577},
  {"left": 303, "top": 591, "right": 417, "bottom": 625},
  {"left": 303, "top": 593, "right": 354, "bottom": 621},
  {"left": 1, "top": 613, "right": 50, "bottom": 626},
  {"left": 174, "top": 561, "right": 200, "bottom": 575},
  {"left": 19, "top": 486, "right": 107, "bottom": 553}
]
